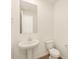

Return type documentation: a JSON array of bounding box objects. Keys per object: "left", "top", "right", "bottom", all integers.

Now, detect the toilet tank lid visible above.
[{"left": 45, "top": 40, "right": 54, "bottom": 43}]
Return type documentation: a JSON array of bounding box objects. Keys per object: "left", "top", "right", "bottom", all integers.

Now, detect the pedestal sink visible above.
[{"left": 18, "top": 39, "right": 40, "bottom": 59}]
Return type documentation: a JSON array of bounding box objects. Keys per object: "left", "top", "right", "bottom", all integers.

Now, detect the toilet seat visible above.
[{"left": 49, "top": 48, "right": 60, "bottom": 57}]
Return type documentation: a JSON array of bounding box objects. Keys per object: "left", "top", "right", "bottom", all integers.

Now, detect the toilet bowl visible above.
[
  {"left": 49, "top": 48, "right": 60, "bottom": 59},
  {"left": 45, "top": 40, "right": 60, "bottom": 59}
]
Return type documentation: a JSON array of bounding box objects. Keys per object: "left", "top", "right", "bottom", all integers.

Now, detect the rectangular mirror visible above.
[{"left": 20, "top": 0, "right": 37, "bottom": 34}]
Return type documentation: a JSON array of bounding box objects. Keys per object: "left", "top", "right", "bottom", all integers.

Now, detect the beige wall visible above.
[
  {"left": 53, "top": 0, "right": 68, "bottom": 59},
  {"left": 12, "top": 0, "right": 54, "bottom": 59}
]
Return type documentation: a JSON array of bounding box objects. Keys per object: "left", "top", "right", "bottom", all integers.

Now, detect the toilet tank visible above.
[{"left": 45, "top": 40, "right": 54, "bottom": 49}]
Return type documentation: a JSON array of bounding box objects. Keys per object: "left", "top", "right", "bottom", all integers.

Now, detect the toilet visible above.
[{"left": 45, "top": 40, "right": 60, "bottom": 59}]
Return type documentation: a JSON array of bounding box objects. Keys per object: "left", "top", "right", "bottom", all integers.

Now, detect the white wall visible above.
[
  {"left": 12, "top": 0, "right": 54, "bottom": 59},
  {"left": 11, "top": 0, "right": 20, "bottom": 59},
  {"left": 53, "top": 0, "right": 68, "bottom": 59}
]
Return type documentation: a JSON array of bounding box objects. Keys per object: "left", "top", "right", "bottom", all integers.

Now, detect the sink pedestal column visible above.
[{"left": 27, "top": 49, "right": 33, "bottom": 59}]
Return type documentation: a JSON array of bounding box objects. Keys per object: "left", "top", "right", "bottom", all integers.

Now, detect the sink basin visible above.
[
  {"left": 18, "top": 39, "right": 40, "bottom": 59},
  {"left": 19, "top": 40, "right": 40, "bottom": 49}
]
